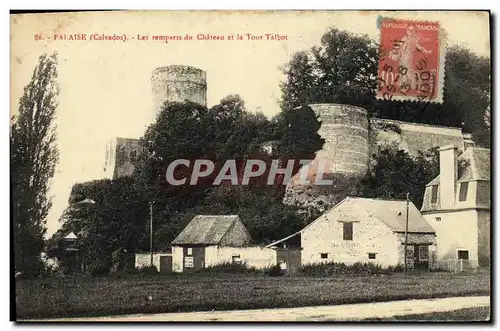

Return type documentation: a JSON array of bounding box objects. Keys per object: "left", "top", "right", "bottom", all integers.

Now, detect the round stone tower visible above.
[
  {"left": 151, "top": 65, "right": 207, "bottom": 120},
  {"left": 284, "top": 103, "right": 370, "bottom": 211},
  {"left": 310, "top": 103, "right": 369, "bottom": 177}
]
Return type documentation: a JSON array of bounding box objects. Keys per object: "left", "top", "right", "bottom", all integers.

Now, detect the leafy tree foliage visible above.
[
  {"left": 12, "top": 53, "right": 60, "bottom": 276},
  {"left": 279, "top": 51, "right": 317, "bottom": 111},
  {"left": 158, "top": 185, "right": 315, "bottom": 245},
  {"left": 47, "top": 177, "right": 148, "bottom": 273},
  {"left": 52, "top": 94, "right": 326, "bottom": 269},
  {"left": 356, "top": 146, "right": 439, "bottom": 209},
  {"left": 274, "top": 105, "right": 325, "bottom": 163},
  {"left": 281, "top": 27, "right": 491, "bottom": 147}
]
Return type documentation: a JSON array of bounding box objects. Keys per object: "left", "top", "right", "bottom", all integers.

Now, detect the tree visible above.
[
  {"left": 47, "top": 177, "right": 149, "bottom": 273},
  {"left": 11, "top": 53, "right": 60, "bottom": 276},
  {"left": 280, "top": 28, "right": 379, "bottom": 114},
  {"left": 168, "top": 185, "right": 313, "bottom": 244},
  {"left": 281, "top": 27, "right": 491, "bottom": 147},
  {"left": 356, "top": 146, "right": 439, "bottom": 209},
  {"left": 55, "top": 96, "right": 326, "bottom": 254},
  {"left": 275, "top": 105, "right": 324, "bottom": 162},
  {"left": 279, "top": 51, "right": 317, "bottom": 111}
]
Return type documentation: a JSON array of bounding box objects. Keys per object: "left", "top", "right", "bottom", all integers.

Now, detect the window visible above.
[
  {"left": 435, "top": 217, "right": 442, "bottom": 222},
  {"left": 117, "top": 146, "right": 126, "bottom": 164},
  {"left": 368, "top": 253, "right": 376, "bottom": 260},
  {"left": 418, "top": 246, "right": 429, "bottom": 261},
  {"left": 343, "top": 222, "right": 353, "bottom": 241},
  {"left": 232, "top": 255, "right": 241, "bottom": 263},
  {"left": 187, "top": 247, "right": 193, "bottom": 256},
  {"left": 320, "top": 253, "right": 328, "bottom": 259},
  {"left": 431, "top": 185, "right": 438, "bottom": 203},
  {"left": 459, "top": 182, "right": 469, "bottom": 201},
  {"left": 457, "top": 250, "right": 469, "bottom": 260}
]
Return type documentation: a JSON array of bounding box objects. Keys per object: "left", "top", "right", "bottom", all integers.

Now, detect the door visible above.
[
  {"left": 276, "top": 248, "right": 302, "bottom": 275},
  {"left": 457, "top": 250, "right": 472, "bottom": 271},
  {"left": 414, "top": 244, "right": 429, "bottom": 270},
  {"left": 159, "top": 255, "right": 173, "bottom": 273}
]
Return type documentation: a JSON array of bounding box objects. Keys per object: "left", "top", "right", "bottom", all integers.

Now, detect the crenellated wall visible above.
[{"left": 151, "top": 65, "right": 207, "bottom": 121}]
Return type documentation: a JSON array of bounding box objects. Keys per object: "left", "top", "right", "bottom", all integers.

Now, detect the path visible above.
[{"left": 26, "top": 296, "right": 490, "bottom": 322}]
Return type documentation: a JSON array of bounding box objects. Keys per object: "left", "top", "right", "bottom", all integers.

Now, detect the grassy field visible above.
[
  {"left": 15, "top": 272, "right": 490, "bottom": 320},
  {"left": 365, "top": 307, "right": 491, "bottom": 321}
]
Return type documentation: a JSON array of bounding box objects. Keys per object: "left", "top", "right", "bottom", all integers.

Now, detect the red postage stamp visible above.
[{"left": 377, "top": 19, "right": 445, "bottom": 103}]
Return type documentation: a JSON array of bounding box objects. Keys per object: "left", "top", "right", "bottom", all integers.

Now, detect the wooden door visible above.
[
  {"left": 414, "top": 244, "right": 429, "bottom": 270},
  {"left": 159, "top": 255, "right": 173, "bottom": 273},
  {"left": 276, "top": 248, "right": 302, "bottom": 275}
]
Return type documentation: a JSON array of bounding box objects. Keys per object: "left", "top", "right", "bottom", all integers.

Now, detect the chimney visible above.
[
  {"left": 462, "top": 133, "right": 476, "bottom": 150},
  {"left": 439, "top": 145, "right": 459, "bottom": 209}
]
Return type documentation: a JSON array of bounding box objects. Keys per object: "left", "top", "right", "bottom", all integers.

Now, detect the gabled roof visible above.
[
  {"left": 267, "top": 197, "right": 434, "bottom": 247},
  {"left": 463, "top": 147, "right": 490, "bottom": 181},
  {"left": 426, "top": 175, "right": 440, "bottom": 186},
  {"left": 171, "top": 215, "right": 242, "bottom": 245},
  {"left": 342, "top": 197, "right": 435, "bottom": 233}
]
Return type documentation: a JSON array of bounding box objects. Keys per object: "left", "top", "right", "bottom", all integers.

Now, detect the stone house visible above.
[
  {"left": 135, "top": 215, "right": 276, "bottom": 273},
  {"left": 268, "top": 197, "right": 437, "bottom": 271},
  {"left": 421, "top": 145, "right": 490, "bottom": 270}
]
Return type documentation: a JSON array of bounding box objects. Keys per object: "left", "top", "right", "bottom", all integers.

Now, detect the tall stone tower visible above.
[
  {"left": 151, "top": 65, "right": 207, "bottom": 121},
  {"left": 104, "top": 65, "right": 208, "bottom": 179},
  {"left": 283, "top": 104, "right": 370, "bottom": 210}
]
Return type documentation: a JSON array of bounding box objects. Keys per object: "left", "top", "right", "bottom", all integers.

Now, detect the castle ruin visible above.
[
  {"left": 103, "top": 65, "right": 208, "bottom": 179},
  {"left": 103, "top": 66, "right": 474, "bottom": 210}
]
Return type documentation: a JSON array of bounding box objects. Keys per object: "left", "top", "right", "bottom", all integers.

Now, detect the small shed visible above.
[{"left": 171, "top": 215, "right": 253, "bottom": 272}]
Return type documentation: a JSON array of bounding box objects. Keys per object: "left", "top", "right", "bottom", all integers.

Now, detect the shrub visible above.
[
  {"left": 299, "top": 262, "right": 403, "bottom": 277},
  {"left": 90, "top": 264, "right": 110, "bottom": 277},
  {"left": 137, "top": 265, "right": 159, "bottom": 275},
  {"left": 196, "top": 261, "right": 258, "bottom": 274},
  {"left": 265, "top": 264, "right": 284, "bottom": 277}
]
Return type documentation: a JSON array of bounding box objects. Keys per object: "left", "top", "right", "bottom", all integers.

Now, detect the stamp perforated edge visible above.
[{"left": 376, "top": 17, "right": 448, "bottom": 104}]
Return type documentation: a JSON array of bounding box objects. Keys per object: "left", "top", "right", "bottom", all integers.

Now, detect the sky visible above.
[{"left": 10, "top": 11, "right": 490, "bottom": 236}]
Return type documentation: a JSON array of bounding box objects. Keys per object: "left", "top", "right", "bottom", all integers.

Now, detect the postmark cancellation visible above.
[{"left": 377, "top": 18, "right": 446, "bottom": 103}]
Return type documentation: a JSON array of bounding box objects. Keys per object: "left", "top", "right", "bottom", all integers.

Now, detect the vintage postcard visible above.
[{"left": 11, "top": 10, "right": 491, "bottom": 322}]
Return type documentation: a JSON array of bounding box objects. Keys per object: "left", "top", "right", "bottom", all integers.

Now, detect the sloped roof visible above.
[
  {"left": 426, "top": 175, "right": 440, "bottom": 186},
  {"left": 341, "top": 197, "right": 435, "bottom": 233},
  {"left": 267, "top": 196, "right": 434, "bottom": 247},
  {"left": 467, "top": 147, "right": 490, "bottom": 181},
  {"left": 426, "top": 147, "right": 490, "bottom": 186},
  {"left": 171, "top": 215, "right": 241, "bottom": 245}
]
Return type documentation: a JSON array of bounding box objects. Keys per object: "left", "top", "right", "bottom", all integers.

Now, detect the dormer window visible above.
[
  {"left": 459, "top": 182, "right": 469, "bottom": 201},
  {"left": 431, "top": 185, "right": 438, "bottom": 203}
]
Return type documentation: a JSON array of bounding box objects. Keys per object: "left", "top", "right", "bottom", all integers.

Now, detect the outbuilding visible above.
[{"left": 170, "top": 215, "right": 275, "bottom": 272}]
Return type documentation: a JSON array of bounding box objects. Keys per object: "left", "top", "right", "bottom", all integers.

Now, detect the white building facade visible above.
[{"left": 421, "top": 145, "right": 490, "bottom": 270}]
